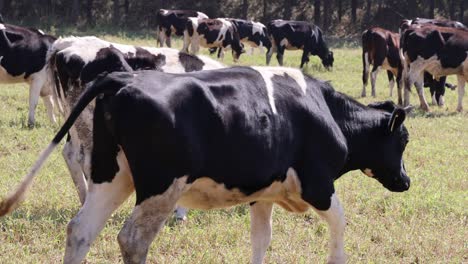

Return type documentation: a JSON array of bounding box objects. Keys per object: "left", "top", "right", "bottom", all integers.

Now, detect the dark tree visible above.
[
  {"left": 428, "top": 0, "right": 435, "bottom": 18},
  {"left": 86, "top": 0, "right": 94, "bottom": 25},
  {"left": 323, "top": 0, "right": 331, "bottom": 29},
  {"left": 459, "top": 0, "right": 465, "bottom": 23},
  {"left": 337, "top": 0, "right": 343, "bottom": 22},
  {"left": 351, "top": 0, "right": 357, "bottom": 23},
  {"left": 314, "top": 0, "right": 321, "bottom": 26},
  {"left": 241, "top": 0, "right": 248, "bottom": 19},
  {"left": 70, "top": 0, "right": 80, "bottom": 23},
  {"left": 449, "top": 0, "right": 455, "bottom": 20}
]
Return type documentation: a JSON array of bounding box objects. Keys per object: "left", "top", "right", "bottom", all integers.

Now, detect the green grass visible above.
[{"left": 0, "top": 36, "right": 467, "bottom": 263}]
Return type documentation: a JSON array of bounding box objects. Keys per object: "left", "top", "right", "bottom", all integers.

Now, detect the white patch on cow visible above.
[
  {"left": 161, "top": 9, "right": 169, "bottom": 15},
  {"left": 197, "top": 55, "right": 225, "bottom": 70},
  {"left": 251, "top": 21, "right": 266, "bottom": 36},
  {"left": 55, "top": 36, "right": 111, "bottom": 64},
  {"left": 250, "top": 202, "right": 273, "bottom": 264},
  {"left": 363, "top": 168, "right": 374, "bottom": 177},
  {"left": 196, "top": 12, "right": 209, "bottom": 19},
  {"left": 178, "top": 168, "right": 310, "bottom": 213},
  {"left": 279, "top": 38, "right": 289, "bottom": 47},
  {"left": 313, "top": 193, "right": 346, "bottom": 264},
  {"left": 64, "top": 150, "right": 134, "bottom": 264},
  {"left": 37, "top": 29, "right": 45, "bottom": 35},
  {"left": 112, "top": 43, "right": 137, "bottom": 55},
  {"left": 253, "top": 66, "right": 307, "bottom": 93},
  {"left": 0, "top": 24, "right": 5, "bottom": 30}
]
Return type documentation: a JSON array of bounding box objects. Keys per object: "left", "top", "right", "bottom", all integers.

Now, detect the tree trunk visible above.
[
  {"left": 459, "top": 0, "right": 465, "bottom": 23},
  {"left": 124, "top": 0, "right": 130, "bottom": 23},
  {"left": 337, "top": 0, "right": 342, "bottom": 22},
  {"left": 351, "top": 0, "right": 357, "bottom": 23},
  {"left": 263, "top": 0, "right": 268, "bottom": 22},
  {"left": 70, "top": 0, "right": 80, "bottom": 23},
  {"left": 323, "top": 0, "right": 331, "bottom": 29},
  {"left": 314, "top": 0, "right": 321, "bottom": 26},
  {"left": 113, "top": 0, "right": 120, "bottom": 25},
  {"left": 284, "top": 0, "right": 295, "bottom": 20},
  {"left": 449, "top": 0, "right": 455, "bottom": 20},
  {"left": 428, "top": 0, "right": 435, "bottom": 18},
  {"left": 86, "top": 0, "right": 94, "bottom": 26},
  {"left": 242, "top": 0, "right": 248, "bottom": 19}
]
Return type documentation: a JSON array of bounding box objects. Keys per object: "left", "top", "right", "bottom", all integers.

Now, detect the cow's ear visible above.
[{"left": 388, "top": 108, "right": 406, "bottom": 133}]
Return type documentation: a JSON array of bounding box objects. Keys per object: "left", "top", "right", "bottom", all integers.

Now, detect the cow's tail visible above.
[
  {"left": 45, "top": 43, "right": 65, "bottom": 114},
  {"left": 0, "top": 73, "right": 123, "bottom": 217}
]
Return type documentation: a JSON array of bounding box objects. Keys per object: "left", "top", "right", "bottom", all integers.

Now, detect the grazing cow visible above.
[
  {"left": 400, "top": 18, "right": 467, "bottom": 106},
  {"left": 0, "top": 66, "right": 411, "bottom": 264},
  {"left": 361, "top": 27, "right": 403, "bottom": 103},
  {"left": 185, "top": 18, "right": 245, "bottom": 62},
  {"left": 193, "top": 19, "right": 272, "bottom": 56},
  {"left": 45, "top": 36, "right": 223, "bottom": 218},
  {"left": 0, "top": 22, "right": 57, "bottom": 126},
  {"left": 401, "top": 25, "right": 467, "bottom": 111},
  {"left": 156, "top": 9, "right": 208, "bottom": 47},
  {"left": 267, "top": 20, "right": 334, "bottom": 69}
]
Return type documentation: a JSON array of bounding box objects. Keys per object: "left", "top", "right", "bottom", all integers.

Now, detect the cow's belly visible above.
[
  {"left": 381, "top": 58, "right": 398, "bottom": 75},
  {"left": 0, "top": 65, "right": 29, "bottom": 84},
  {"left": 279, "top": 38, "right": 302, "bottom": 50},
  {"left": 177, "top": 168, "right": 311, "bottom": 213}
]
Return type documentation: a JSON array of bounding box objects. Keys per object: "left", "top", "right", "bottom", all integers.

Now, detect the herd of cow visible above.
[{"left": 0, "top": 8, "right": 465, "bottom": 264}]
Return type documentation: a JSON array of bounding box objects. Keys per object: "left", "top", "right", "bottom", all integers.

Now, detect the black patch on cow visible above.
[
  {"left": 81, "top": 46, "right": 133, "bottom": 84},
  {"left": 125, "top": 47, "right": 166, "bottom": 71},
  {"left": 178, "top": 52, "right": 205, "bottom": 72},
  {"left": 55, "top": 53, "right": 86, "bottom": 97},
  {"left": 0, "top": 24, "right": 56, "bottom": 78}
]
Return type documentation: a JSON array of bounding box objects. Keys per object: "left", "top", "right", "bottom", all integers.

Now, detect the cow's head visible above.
[
  {"left": 232, "top": 42, "right": 246, "bottom": 62},
  {"left": 363, "top": 101, "right": 413, "bottom": 192},
  {"left": 321, "top": 51, "right": 334, "bottom": 70}
]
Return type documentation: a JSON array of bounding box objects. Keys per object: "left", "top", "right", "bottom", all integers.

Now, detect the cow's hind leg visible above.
[
  {"left": 62, "top": 136, "right": 88, "bottom": 204},
  {"left": 415, "top": 76, "right": 430, "bottom": 111},
  {"left": 27, "top": 76, "right": 46, "bottom": 127},
  {"left": 64, "top": 151, "right": 134, "bottom": 264},
  {"left": 250, "top": 202, "right": 273, "bottom": 264},
  {"left": 312, "top": 193, "right": 346, "bottom": 264},
  {"left": 362, "top": 52, "right": 370, "bottom": 97},
  {"left": 370, "top": 65, "right": 380, "bottom": 97},
  {"left": 456, "top": 75, "right": 465, "bottom": 112},
  {"left": 118, "top": 177, "right": 188, "bottom": 264},
  {"left": 387, "top": 71, "right": 395, "bottom": 97}
]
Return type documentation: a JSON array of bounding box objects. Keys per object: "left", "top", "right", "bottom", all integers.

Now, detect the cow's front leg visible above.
[
  {"left": 250, "top": 201, "right": 273, "bottom": 264},
  {"left": 414, "top": 77, "right": 430, "bottom": 111},
  {"left": 312, "top": 193, "right": 346, "bottom": 264},
  {"left": 27, "top": 76, "right": 46, "bottom": 127},
  {"left": 300, "top": 49, "right": 310, "bottom": 68},
  {"left": 456, "top": 75, "right": 465, "bottom": 112}
]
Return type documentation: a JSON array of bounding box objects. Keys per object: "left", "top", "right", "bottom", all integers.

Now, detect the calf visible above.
[
  {"left": 0, "top": 66, "right": 411, "bottom": 264},
  {"left": 267, "top": 20, "right": 334, "bottom": 69},
  {"left": 156, "top": 9, "right": 208, "bottom": 47},
  {"left": 361, "top": 27, "right": 403, "bottom": 104},
  {"left": 0, "top": 22, "right": 57, "bottom": 126},
  {"left": 400, "top": 18, "right": 467, "bottom": 106},
  {"left": 185, "top": 18, "right": 245, "bottom": 62},
  {"left": 45, "top": 36, "right": 223, "bottom": 213},
  {"left": 401, "top": 25, "right": 468, "bottom": 111}
]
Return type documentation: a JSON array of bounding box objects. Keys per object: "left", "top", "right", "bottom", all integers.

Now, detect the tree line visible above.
[{"left": 0, "top": 0, "right": 465, "bottom": 35}]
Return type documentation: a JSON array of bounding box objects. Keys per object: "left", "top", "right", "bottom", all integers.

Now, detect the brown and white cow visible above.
[
  {"left": 0, "top": 21, "right": 57, "bottom": 126},
  {"left": 361, "top": 27, "right": 403, "bottom": 104},
  {"left": 184, "top": 18, "right": 245, "bottom": 62},
  {"left": 401, "top": 25, "right": 467, "bottom": 111},
  {"left": 400, "top": 18, "right": 467, "bottom": 106},
  {"left": 156, "top": 9, "right": 208, "bottom": 48}
]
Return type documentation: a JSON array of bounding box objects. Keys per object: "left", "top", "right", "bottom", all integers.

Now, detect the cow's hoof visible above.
[
  {"left": 456, "top": 106, "right": 463, "bottom": 112},
  {"left": 327, "top": 254, "right": 346, "bottom": 264},
  {"left": 420, "top": 104, "right": 430, "bottom": 112},
  {"left": 361, "top": 93, "right": 366, "bottom": 98}
]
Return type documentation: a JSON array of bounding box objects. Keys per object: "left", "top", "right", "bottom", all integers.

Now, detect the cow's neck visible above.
[{"left": 323, "top": 89, "right": 388, "bottom": 175}]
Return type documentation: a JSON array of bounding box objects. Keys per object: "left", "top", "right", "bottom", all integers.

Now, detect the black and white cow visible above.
[
  {"left": 45, "top": 36, "right": 223, "bottom": 220},
  {"left": 362, "top": 27, "right": 403, "bottom": 103},
  {"left": 0, "top": 22, "right": 57, "bottom": 126},
  {"left": 156, "top": 9, "right": 208, "bottom": 48},
  {"left": 184, "top": 18, "right": 245, "bottom": 62},
  {"left": 190, "top": 18, "right": 271, "bottom": 56},
  {"left": 267, "top": 20, "right": 334, "bottom": 69},
  {"left": 0, "top": 66, "right": 411, "bottom": 264},
  {"left": 401, "top": 25, "right": 467, "bottom": 111},
  {"left": 400, "top": 18, "right": 467, "bottom": 106}
]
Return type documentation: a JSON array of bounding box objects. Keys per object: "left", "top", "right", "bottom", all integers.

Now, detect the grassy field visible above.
[{"left": 0, "top": 36, "right": 467, "bottom": 264}]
